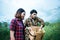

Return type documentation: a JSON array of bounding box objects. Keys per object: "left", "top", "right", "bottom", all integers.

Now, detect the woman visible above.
[{"left": 10, "top": 8, "right": 25, "bottom": 40}]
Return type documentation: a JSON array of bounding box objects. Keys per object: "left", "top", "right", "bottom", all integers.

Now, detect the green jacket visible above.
[{"left": 24, "top": 17, "right": 45, "bottom": 27}]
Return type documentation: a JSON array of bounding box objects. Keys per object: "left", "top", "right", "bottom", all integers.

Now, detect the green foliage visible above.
[
  {"left": 0, "top": 27, "right": 10, "bottom": 40},
  {"left": 2, "top": 22, "right": 8, "bottom": 27},
  {"left": 0, "top": 22, "right": 2, "bottom": 27},
  {"left": 0, "top": 21, "right": 60, "bottom": 40},
  {"left": 0, "top": 22, "right": 9, "bottom": 40},
  {"left": 45, "top": 22, "right": 50, "bottom": 26},
  {"left": 42, "top": 22, "right": 60, "bottom": 40}
]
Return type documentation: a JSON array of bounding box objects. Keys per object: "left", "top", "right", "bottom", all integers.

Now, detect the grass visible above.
[
  {"left": 0, "top": 27, "right": 10, "bottom": 40},
  {"left": 42, "top": 22, "right": 60, "bottom": 40},
  {"left": 0, "top": 22, "right": 60, "bottom": 40}
]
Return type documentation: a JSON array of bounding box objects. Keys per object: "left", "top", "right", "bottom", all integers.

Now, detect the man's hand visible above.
[{"left": 40, "top": 25, "right": 43, "bottom": 29}]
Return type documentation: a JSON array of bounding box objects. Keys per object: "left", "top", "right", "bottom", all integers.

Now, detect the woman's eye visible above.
[{"left": 24, "top": 14, "right": 25, "bottom": 15}]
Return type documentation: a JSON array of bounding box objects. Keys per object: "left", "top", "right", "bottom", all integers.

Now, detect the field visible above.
[{"left": 0, "top": 22, "right": 60, "bottom": 40}]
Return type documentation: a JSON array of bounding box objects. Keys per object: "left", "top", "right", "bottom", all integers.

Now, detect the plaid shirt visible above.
[{"left": 10, "top": 18, "right": 25, "bottom": 40}]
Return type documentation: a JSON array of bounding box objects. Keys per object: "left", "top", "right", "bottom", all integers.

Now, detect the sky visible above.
[{"left": 0, "top": 0, "right": 60, "bottom": 23}]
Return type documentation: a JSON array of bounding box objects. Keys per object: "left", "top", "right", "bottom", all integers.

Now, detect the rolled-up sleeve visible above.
[
  {"left": 24, "top": 19, "right": 29, "bottom": 27},
  {"left": 38, "top": 17, "right": 45, "bottom": 27},
  {"left": 10, "top": 19, "right": 15, "bottom": 31}
]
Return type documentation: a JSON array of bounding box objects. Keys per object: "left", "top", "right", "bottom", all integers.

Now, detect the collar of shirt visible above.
[{"left": 15, "top": 18, "right": 24, "bottom": 26}]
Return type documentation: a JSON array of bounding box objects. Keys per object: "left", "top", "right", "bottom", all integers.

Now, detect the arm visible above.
[
  {"left": 40, "top": 25, "right": 43, "bottom": 29},
  {"left": 10, "top": 19, "right": 15, "bottom": 40},
  {"left": 10, "top": 30, "right": 15, "bottom": 40},
  {"left": 37, "top": 17, "right": 45, "bottom": 29},
  {"left": 24, "top": 19, "right": 30, "bottom": 27},
  {"left": 24, "top": 19, "right": 27, "bottom": 27}
]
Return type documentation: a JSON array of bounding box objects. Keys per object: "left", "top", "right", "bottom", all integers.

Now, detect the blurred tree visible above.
[
  {"left": 3, "top": 22, "right": 8, "bottom": 28},
  {"left": 45, "top": 22, "right": 50, "bottom": 26},
  {"left": 0, "top": 22, "right": 2, "bottom": 27},
  {"left": 42, "top": 22, "right": 60, "bottom": 40}
]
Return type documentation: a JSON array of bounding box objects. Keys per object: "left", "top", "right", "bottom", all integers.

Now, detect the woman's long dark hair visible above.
[{"left": 15, "top": 8, "right": 25, "bottom": 19}]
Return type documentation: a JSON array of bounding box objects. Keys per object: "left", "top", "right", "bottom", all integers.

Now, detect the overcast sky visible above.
[{"left": 0, "top": 0, "right": 60, "bottom": 22}]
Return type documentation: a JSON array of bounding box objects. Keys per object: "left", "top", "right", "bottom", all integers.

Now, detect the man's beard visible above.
[{"left": 33, "top": 17, "right": 37, "bottom": 20}]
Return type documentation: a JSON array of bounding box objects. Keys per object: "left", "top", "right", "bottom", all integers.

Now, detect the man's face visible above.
[{"left": 31, "top": 13, "right": 37, "bottom": 19}]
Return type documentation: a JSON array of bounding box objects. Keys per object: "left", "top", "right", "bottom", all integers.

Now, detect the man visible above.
[
  {"left": 24, "top": 9, "right": 45, "bottom": 40},
  {"left": 24, "top": 9, "right": 44, "bottom": 28}
]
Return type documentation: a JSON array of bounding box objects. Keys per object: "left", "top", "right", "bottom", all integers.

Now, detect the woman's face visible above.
[{"left": 21, "top": 12, "right": 25, "bottom": 20}]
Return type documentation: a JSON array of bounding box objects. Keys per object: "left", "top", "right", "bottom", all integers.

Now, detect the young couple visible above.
[{"left": 10, "top": 8, "right": 45, "bottom": 40}]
